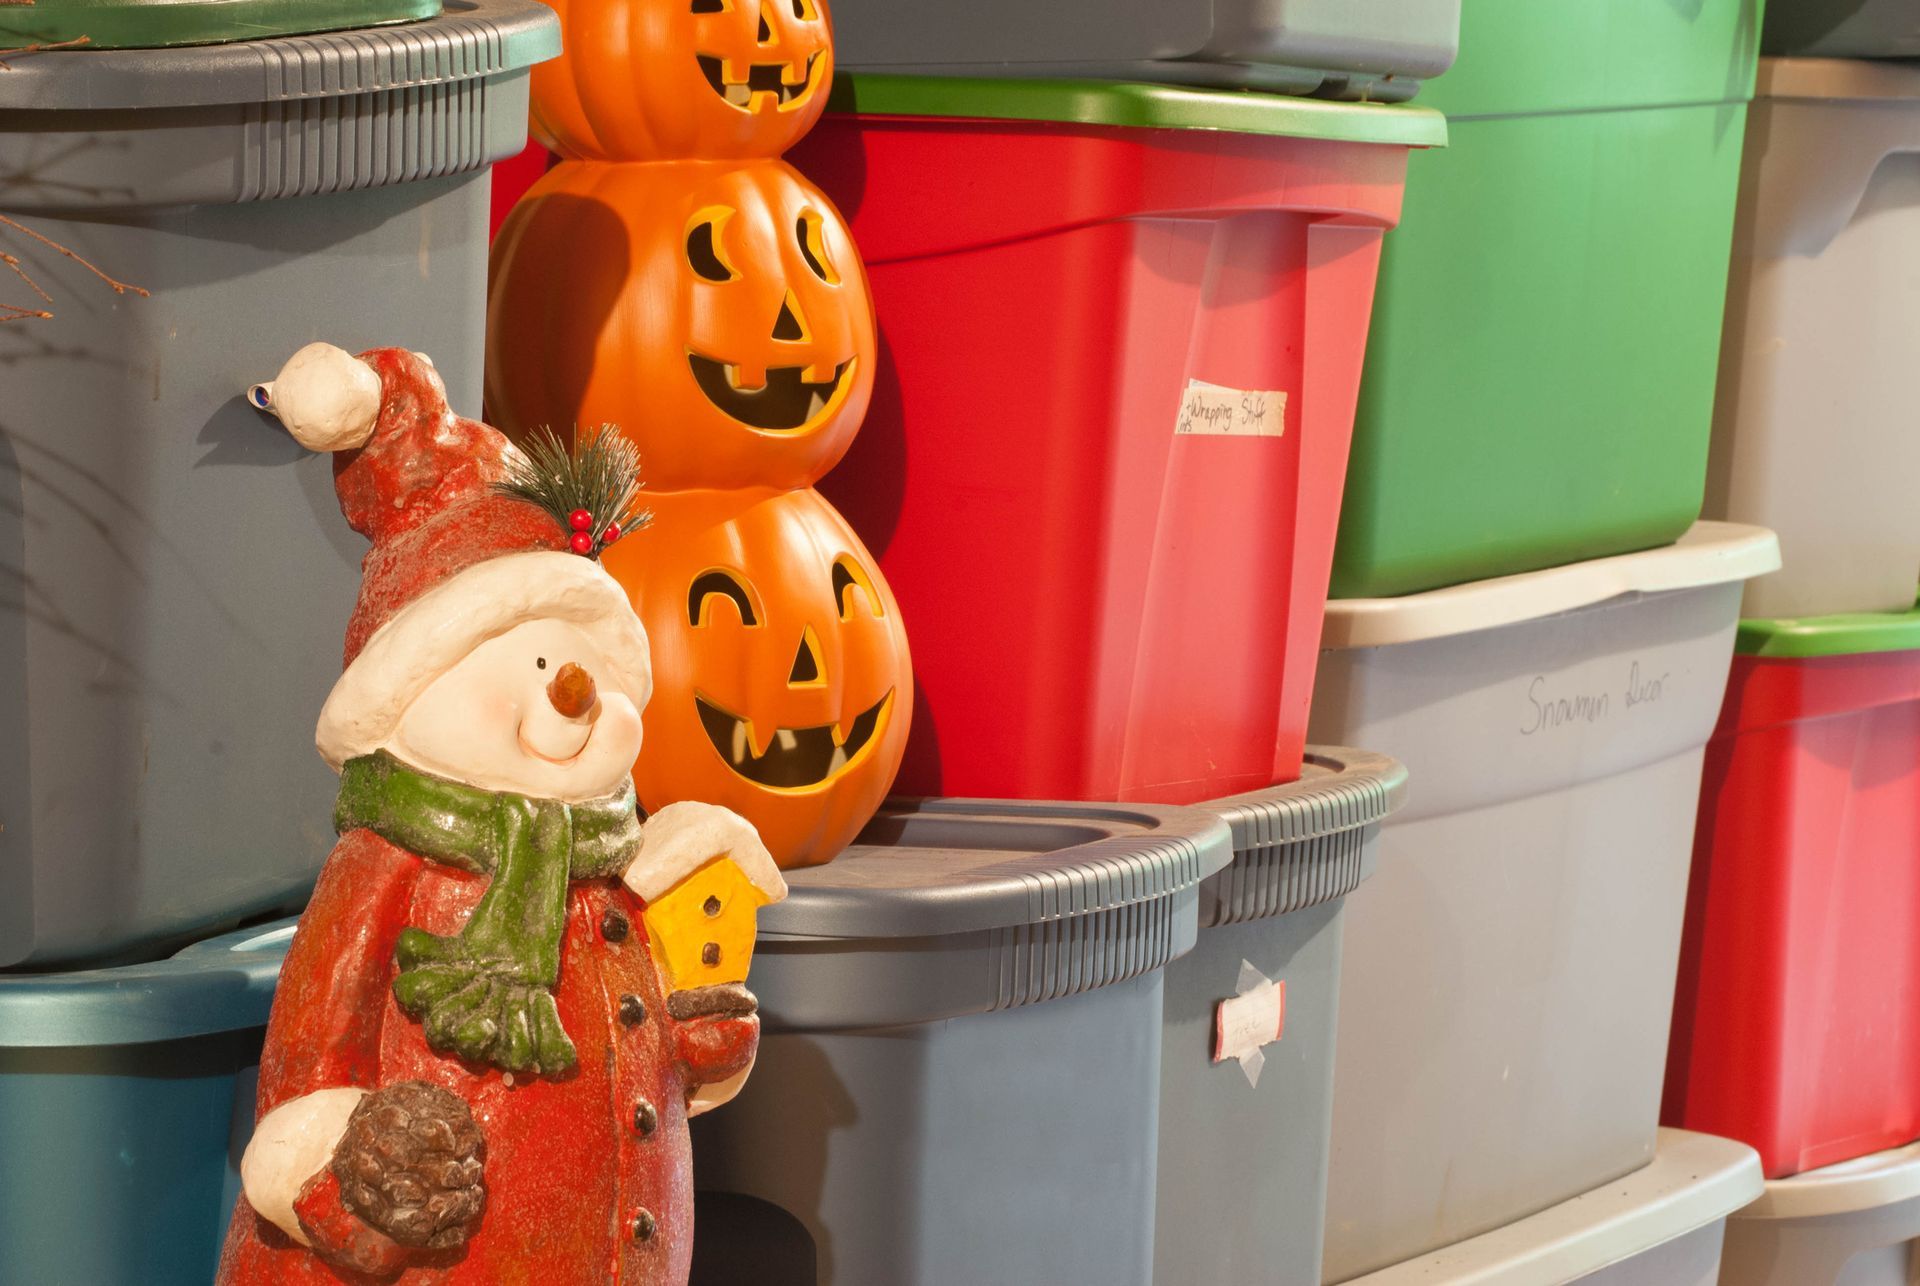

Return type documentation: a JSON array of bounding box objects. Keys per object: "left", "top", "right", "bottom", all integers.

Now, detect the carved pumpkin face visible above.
[
  {"left": 487, "top": 159, "right": 874, "bottom": 493},
  {"left": 603, "top": 487, "right": 910, "bottom": 868},
  {"left": 530, "top": 0, "right": 834, "bottom": 162}
]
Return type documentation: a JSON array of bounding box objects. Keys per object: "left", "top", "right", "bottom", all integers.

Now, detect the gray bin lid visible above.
[
  {"left": 761, "top": 797, "right": 1234, "bottom": 943},
  {"left": 0, "top": 0, "right": 559, "bottom": 110},
  {"left": 1197, "top": 746, "right": 1406, "bottom": 927},
  {"left": 0, "top": 918, "right": 295, "bottom": 1048},
  {"left": 0, "top": 0, "right": 438, "bottom": 51}
]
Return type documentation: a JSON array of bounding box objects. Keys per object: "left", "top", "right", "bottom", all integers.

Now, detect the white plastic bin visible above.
[
  {"left": 1721, "top": 1139, "right": 1920, "bottom": 1285},
  {"left": 1310, "top": 522, "right": 1781, "bottom": 1282},
  {"left": 1346, "top": 1129, "right": 1763, "bottom": 1286},
  {"left": 1707, "top": 58, "right": 1920, "bottom": 618}
]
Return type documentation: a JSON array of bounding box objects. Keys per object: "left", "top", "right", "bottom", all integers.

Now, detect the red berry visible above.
[
  {"left": 568, "top": 508, "right": 593, "bottom": 532},
  {"left": 601, "top": 522, "right": 622, "bottom": 545},
  {"left": 570, "top": 531, "right": 594, "bottom": 555}
]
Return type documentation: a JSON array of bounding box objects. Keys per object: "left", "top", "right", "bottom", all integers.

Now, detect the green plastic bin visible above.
[
  {"left": 1330, "top": 0, "right": 1765, "bottom": 599},
  {"left": 0, "top": 0, "right": 436, "bottom": 49},
  {"left": 0, "top": 918, "right": 295, "bottom": 1285}
]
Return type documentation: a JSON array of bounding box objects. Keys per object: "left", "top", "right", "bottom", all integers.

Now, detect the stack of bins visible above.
[
  {"left": 1309, "top": 524, "right": 1780, "bottom": 1282},
  {"left": 1676, "top": 28, "right": 1920, "bottom": 1282},
  {"left": 0, "top": 919, "right": 297, "bottom": 1283},
  {"left": 0, "top": 5, "right": 556, "bottom": 1278},
  {"left": 671, "top": 47, "right": 1443, "bottom": 1286}
]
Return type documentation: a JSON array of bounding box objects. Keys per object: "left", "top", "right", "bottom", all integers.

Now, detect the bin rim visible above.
[
  {"left": 1346, "top": 1128, "right": 1764, "bottom": 1284},
  {"left": 1322, "top": 522, "right": 1781, "bottom": 650},
  {"left": 0, "top": 917, "right": 296, "bottom": 1048},
  {"left": 1732, "top": 1138, "right": 1920, "bottom": 1222},
  {"left": 1736, "top": 599, "right": 1920, "bottom": 658},
  {"left": 0, "top": 0, "right": 560, "bottom": 111},
  {"left": 825, "top": 73, "right": 1448, "bottom": 148},
  {"left": 759, "top": 797, "right": 1233, "bottom": 942},
  {"left": 1205, "top": 746, "right": 1407, "bottom": 853},
  {"left": 1758, "top": 56, "right": 1920, "bottom": 103},
  {"left": 0, "top": 0, "right": 435, "bottom": 52}
]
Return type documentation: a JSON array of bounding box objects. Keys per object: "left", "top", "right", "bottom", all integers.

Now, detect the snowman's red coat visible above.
[{"left": 215, "top": 827, "right": 757, "bottom": 1286}]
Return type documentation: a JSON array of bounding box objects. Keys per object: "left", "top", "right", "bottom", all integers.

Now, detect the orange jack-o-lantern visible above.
[
  {"left": 487, "top": 158, "right": 875, "bottom": 494},
  {"left": 607, "top": 486, "right": 911, "bottom": 868},
  {"left": 530, "top": 0, "right": 834, "bottom": 162}
]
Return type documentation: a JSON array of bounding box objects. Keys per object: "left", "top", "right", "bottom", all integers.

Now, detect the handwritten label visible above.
[
  {"left": 1215, "top": 970, "right": 1286, "bottom": 1090},
  {"left": 1519, "top": 660, "right": 1674, "bottom": 736},
  {"left": 1175, "top": 380, "right": 1287, "bottom": 437}
]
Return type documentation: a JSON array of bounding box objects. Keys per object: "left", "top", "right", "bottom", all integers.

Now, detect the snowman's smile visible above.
[{"left": 696, "top": 690, "right": 891, "bottom": 789}]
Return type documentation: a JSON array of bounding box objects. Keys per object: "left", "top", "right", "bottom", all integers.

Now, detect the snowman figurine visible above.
[{"left": 216, "top": 344, "right": 786, "bottom": 1285}]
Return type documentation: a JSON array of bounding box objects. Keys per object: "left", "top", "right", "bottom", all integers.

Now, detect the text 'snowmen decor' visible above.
[
  {"left": 488, "top": 0, "right": 908, "bottom": 869},
  {"left": 216, "top": 343, "right": 785, "bottom": 1286}
]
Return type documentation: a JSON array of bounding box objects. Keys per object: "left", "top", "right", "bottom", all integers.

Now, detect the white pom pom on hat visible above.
[{"left": 248, "top": 342, "right": 383, "bottom": 453}]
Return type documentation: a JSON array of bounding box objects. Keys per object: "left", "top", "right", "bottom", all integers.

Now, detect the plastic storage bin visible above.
[
  {"left": 0, "top": 0, "right": 558, "bottom": 967},
  {"left": 1706, "top": 58, "right": 1920, "bottom": 619},
  {"left": 1764, "top": 1, "right": 1920, "bottom": 57},
  {"left": 1721, "top": 1139, "right": 1920, "bottom": 1285},
  {"left": 687, "top": 797, "right": 1232, "bottom": 1286},
  {"left": 0, "top": 0, "right": 434, "bottom": 48},
  {"left": 1331, "top": 0, "right": 1762, "bottom": 599},
  {"left": 0, "top": 918, "right": 295, "bottom": 1285},
  {"left": 1345, "top": 1129, "right": 1763, "bottom": 1286},
  {"left": 1665, "top": 606, "right": 1920, "bottom": 1179},
  {"left": 1309, "top": 522, "right": 1781, "bottom": 1281},
  {"left": 801, "top": 77, "right": 1442, "bottom": 806},
  {"left": 824, "top": 0, "right": 1459, "bottom": 102},
  {"left": 1157, "top": 748, "right": 1405, "bottom": 1286}
]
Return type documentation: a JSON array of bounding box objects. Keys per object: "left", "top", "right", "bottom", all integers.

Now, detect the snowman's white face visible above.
[{"left": 384, "top": 617, "right": 644, "bottom": 802}]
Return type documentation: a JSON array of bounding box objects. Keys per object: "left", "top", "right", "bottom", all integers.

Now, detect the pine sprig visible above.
[{"left": 495, "top": 425, "right": 651, "bottom": 559}]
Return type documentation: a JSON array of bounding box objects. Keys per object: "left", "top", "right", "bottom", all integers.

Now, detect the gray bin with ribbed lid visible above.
[
  {"left": 1155, "top": 748, "right": 1405, "bottom": 1286},
  {"left": 688, "top": 797, "right": 1233, "bottom": 1286},
  {"left": 0, "top": 0, "right": 558, "bottom": 968}
]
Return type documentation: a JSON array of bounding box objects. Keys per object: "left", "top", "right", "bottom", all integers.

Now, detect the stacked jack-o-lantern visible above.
[{"left": 486, "top": 0, "right": 910, "bottom": 869}]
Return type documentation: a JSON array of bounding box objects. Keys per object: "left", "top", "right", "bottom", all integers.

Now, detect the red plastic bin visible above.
[
  {"left": 796, "top": 76, "right": 1442, "bottom": 803},
  {"left": 1666, "top": 607, "right": 1920, "bottom": 1178}
]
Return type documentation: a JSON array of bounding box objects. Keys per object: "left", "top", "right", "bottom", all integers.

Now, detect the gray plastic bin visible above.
[
  {"left": 1346, "top": 1129, "right": 1763, "bottom": 1286},
  {"left": 1307, "top": 522, "right": 1781, "bottom": 1282},
  {"left": 1721, "top": 1139, "right": 1920, "bottom": 1286},
  {"left": 1764, "top": 1, "right": 1920, "bottom": 57},
  {"left": 826, "top": 0, "right": 1459, "bottom": 103},
  {"left": 0, "top": 916, "right": 296, "bottom": 1285},
  {"left": 688, "top": 797, "right": 1233, "bottom": 1286},
  {"left": 0, "top": 0, "right": 559, "bottom": 967},
  {"left": 1156, "top": 748, "right": 1406, "bottom": 1286}
]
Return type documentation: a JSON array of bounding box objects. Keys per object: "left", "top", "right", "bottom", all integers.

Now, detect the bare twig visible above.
[
  {"left": 0, "top": 1, "right": 92, "bottom": 69},
  {"left": 0, "top": 214, "right": 150, "bottom": 323}
]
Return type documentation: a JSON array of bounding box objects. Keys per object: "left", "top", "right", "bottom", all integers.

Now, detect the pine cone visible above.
[{"left": 332, "top": 1081, "right": 487, "bottom": 1250}]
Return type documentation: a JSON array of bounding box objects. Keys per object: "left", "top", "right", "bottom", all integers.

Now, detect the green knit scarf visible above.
[{"left": 335, "top": 752, "right": 644, "bottom": 1078}]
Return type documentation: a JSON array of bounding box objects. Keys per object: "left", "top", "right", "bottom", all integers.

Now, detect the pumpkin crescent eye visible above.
[
  {"left": 797, "top": 209, "right": 838, "bottom": 285},
  {"left": 690, "top": 0, "right": 729, "bottom": 12},
  {"left": 686, "top": 209, "right": 739, "bottom": 283},
  {"left": 791, "top": 0, "right": 815, "bottom": 17},
  {"left": 689, "top": 570, "right": 760, "bottom": 626},
  {"left": 832, "top": 557, "right": 883, "bottom": 619}
]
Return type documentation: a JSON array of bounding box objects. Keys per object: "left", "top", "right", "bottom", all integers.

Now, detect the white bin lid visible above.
[
  {"left": 1348, "top": 1128, "right": 1764, "bottom": 1285},
  {"left": 1733, "top": 1139, "right": 1920, "bottom": 1222},
  {"left": 1322, "top": 522, "right": 1781, "bottom": 649}
]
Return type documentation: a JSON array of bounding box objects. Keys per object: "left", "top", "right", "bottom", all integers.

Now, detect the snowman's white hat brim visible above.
[{"left": 315, "top": 550, "right": 653, "bottom": 771}]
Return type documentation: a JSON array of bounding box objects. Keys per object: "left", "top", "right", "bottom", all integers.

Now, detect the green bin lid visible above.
[
  {"left": 826, "top": 73, "right": 1447, "bottom": 148},
  {"left": 1, "top": 0, "right": 437, "bottom": 51},
  {"left": 1736, "top": 600, "right": 1920, "bottom": 659}
]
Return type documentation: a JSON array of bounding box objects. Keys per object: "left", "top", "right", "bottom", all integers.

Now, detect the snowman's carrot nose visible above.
[{"left": 547, "top": 662, "right": 598, "bottom": 719}]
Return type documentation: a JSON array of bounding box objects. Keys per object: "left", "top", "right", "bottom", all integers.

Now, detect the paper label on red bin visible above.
[
  {"left": 1214, "top": 960, "right": 1285, "bottom": 1087},
  {"left": 1175, "top": 380, "right": 1288, "bottom": 437}
]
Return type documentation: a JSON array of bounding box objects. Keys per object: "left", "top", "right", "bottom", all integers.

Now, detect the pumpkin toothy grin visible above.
[
  {"left": 696, "top": 52, "right": 822, "bottom": 110},
  {"left": 688, "top": 353, "right": 854, "bottom": 432},
  {"left": 696, "top": 690, "right": 891, "bottom": 789}
]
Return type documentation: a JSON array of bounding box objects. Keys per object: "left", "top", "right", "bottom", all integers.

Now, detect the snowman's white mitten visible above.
[
  {"left": 249, "top": 342, "right": 382, "bottom": 453},
  {"left": 624, "top": 800, "right": 786, "bottom": 906},
  {"left": 239, "top": 1086, "right": 368, "bottom": 1246}
]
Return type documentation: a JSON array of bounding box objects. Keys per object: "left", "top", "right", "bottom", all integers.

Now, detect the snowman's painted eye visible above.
[{"left": 537, "top": 657, "right": 548, "bottom": 670}]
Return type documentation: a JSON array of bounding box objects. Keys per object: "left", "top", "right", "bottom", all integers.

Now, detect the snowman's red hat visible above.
[{"left": 254, "top": 344, "right": 653, "bottom": 770}]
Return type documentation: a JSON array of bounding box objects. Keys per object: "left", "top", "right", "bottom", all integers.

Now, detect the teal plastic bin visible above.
[{"left": 0, "top": 918, "right": 295, "bottom": 1285}]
